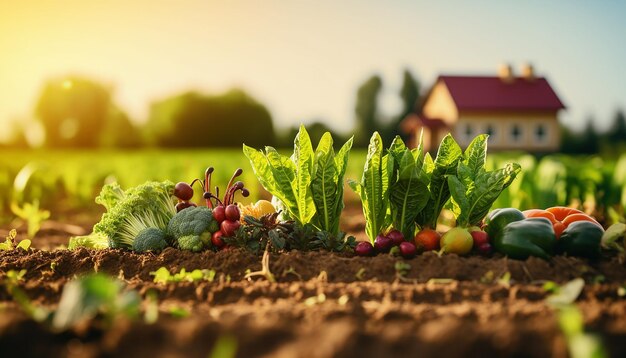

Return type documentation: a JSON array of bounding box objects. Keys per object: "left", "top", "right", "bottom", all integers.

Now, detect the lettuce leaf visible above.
[
  {"left": 244, "top": 125, "right": 352, "bottom": 235},
  {"left": 448, "top": 135, "right": 521, "bottom": 227}
]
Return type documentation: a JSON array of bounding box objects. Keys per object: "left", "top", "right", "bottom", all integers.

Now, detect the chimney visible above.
[
  {"left": 521, "top": 63, "right": 536, "bottom": 81},
  {"left": 498, "top": 63, "right": 514, "bottom": 83}
]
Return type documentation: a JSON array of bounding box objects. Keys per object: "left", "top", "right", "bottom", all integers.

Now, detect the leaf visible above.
[
  {"left": 448, "top": 175, "right": 470, "bottom": 226},
  {"left": 311, "top": 132, "right": 337, "bottom": 233},
  {"left": 601, "top": 223, "right": 626, "bottom": 251},
  {"left": 466, "top": 163, "right": 521, "bottom": 226},
  {"left": 547, "top": 278, "right": 585, "bottom": 306},
  {"left": 16, "top": 239, "right": 31, "bottom": 251},
  {"left": 419, "top": 134, "right": 462, "bottom": 228},
  {"left": 463, "top": 134, "right": 488, "bottom": 180},
  {"left": 243, "top": 144, "right": 279, "bottom": 194},
  {"left": 389, "top": 150, "right": 429, "bottom": 239},
  {"left": 292, "top": 125, "right": 316, "bottom": 225},
  {"left": 351, "top": 132, "right": 386, "bottom": 242}
]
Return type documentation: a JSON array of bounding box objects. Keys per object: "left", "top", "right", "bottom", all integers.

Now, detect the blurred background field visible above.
[{"left": 2, "top": 148, "right": 626, "bottom": 229}]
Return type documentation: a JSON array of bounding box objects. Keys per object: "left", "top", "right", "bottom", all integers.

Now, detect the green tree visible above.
[
  {"left": 607, "top": 109, "right": 626, "bottom": 143},
  {"left": 36, "top": 77, "right": 110, "bottom": 147},
  {"left": 354, "top": 75, "right": 383, "bottom": 147},
  {"left": 146, "top": 89, "right": 275, "bottom": 147},
  {"left": 381, "top": 69, "right": 420, "bottom": 144},
  {"left": 581, "top": 118, "right": 599, "bottom": 154}
]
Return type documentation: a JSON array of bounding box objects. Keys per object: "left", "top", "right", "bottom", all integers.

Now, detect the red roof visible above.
[{"left": 438, "top": 75, "right": 565, "bottom": 111}]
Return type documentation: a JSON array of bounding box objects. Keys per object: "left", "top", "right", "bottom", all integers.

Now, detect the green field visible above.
[{"left": 1, "top": 148, "right": 625, "bottom": 224}]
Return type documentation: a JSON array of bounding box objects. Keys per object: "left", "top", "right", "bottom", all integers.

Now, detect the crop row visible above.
[{"left": 0, "top": 147, "right": 625, "bottom": 224}]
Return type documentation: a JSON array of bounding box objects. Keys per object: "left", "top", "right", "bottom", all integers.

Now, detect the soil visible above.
[{"left": 1, "top": 211, "right": 626, "bottom": 357}]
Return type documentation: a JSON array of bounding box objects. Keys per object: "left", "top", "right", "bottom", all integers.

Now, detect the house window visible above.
[
  {"left": 510, "top": 124, "right": 523, "bottom": 143},
  {"left": 535, "top": 124, "right": 547, "bottom": 143}
]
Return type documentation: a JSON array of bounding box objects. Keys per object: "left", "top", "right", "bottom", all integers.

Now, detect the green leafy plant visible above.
[
  {"left": 0, "top": 229, "right": 31, "bottom": 251},
  {"left": 348, "top": 132, "right": 390, "bottom": 242},
  {"left": 10, "top": 200, "right": 50, "bottom": 239},
  {"left": 52, "top": 274, "right": 141, "bottom": 330},
  {"left": 243, "top": 125, "right": 353, "bottom": 235},
  {"left": 448, "top": 135, "right": 521, "bottom": 227},
  {"left": 150, "top": 267, "right": 217, "bottom": 284}
]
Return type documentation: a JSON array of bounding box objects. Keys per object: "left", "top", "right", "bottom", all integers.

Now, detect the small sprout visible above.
[
  {"left": 546, "top": 278, "right": 585, "bottom": 307},
  {"left": 355, "top": 267, "right": 366, "bottom": 280},
  {"left": 480, "top": 270, "right": 495, "bottom": 284},
  {"left": 209, "top": 335, "right": 238, "bottom": 358},
  {"left": 168, "top": 306, "right": 190, "bottom": 318},
  {"left": 426, "top": 278, "right": 455, "bottom": 285},
  {"left": 497, "top": 272, "right": 512, "bottom": 288},
  {"left": 144, "top": 290, "right": 159, "bottom": 325},
  {"left": 617, "top": 286, "right": 626, "bottom": 297},
  {"left": 338, "top": 295, "right": 349, "bottom": 306}
]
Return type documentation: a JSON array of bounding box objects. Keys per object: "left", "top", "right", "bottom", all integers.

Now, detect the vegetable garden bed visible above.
[{"left": 2, "top": 127, "right": 626, "bottom": 357}]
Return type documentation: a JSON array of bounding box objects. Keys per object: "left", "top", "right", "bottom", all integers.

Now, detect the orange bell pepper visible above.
[{"left": 522, "top": 207, "right": 601, "bottom": 239}]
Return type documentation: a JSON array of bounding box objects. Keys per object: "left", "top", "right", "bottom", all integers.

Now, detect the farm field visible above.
[{"left": 1, "top": 146, "right": 626, "bottom": 357}]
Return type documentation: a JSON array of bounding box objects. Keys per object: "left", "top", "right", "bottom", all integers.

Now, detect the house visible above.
[{"left": 400, "top": 64, "right": 565, "bottom": 152}]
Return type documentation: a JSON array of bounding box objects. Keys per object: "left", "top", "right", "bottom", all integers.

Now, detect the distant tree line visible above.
[
  {"left": 3, "top": 72, "right": 623, "bottom": 154},
  {"left": 560, "top": 110, "right": 626, "bottom": 154}
]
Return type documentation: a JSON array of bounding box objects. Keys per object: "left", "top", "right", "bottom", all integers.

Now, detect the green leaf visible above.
[
  {"left": 448, "top": 175, "right": 470, "bottom": 226},
  {"left": 351, "top": 132, "right": 387, "bottom": 242},
  {"left": 243, "top": 144, "right": 279, "bottom": 194},
  {"left": 466, "top": 163, "right": 521, "bottom": 226},
  {"left": 292, "top": 125, "right": 316, "bottom": 225},
  {"left": 463, "top": 134, "right": 488, "bottom": 180},
  {"left": 547, "top": 278, "right": 585, "bottom": 307},
  {"left": 311, "top": 132, "right": 337, "bottom": 233},
  {"left": 419, "top": 134, "right": 462, "bottom": 228},
  {"left": 389, "top": 150, "right": 429, "bottom": 239}
]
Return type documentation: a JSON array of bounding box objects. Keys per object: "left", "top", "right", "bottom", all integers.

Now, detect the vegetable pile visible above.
[{"left": 69, "top": 126, "right": 610, "bottom": 261}]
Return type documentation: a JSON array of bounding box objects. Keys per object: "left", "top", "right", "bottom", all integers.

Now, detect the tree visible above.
[
  {"left": 35, "top": 76, "right": 120, "bottom": 148},
  {"left": 607, "top": 109, "right": 626, "bottom": 143},
  {"left": 146, "top": 89, "right": 275, "bottom": 147},
  {"left": 354, "top": 75, "right": 383, "bottom": 147},
  {"left": 580, "top": 118, "right": 599, "bottom": 154},
  {"left": 381, "top": 69, "right": 420, "bottom": 144}
]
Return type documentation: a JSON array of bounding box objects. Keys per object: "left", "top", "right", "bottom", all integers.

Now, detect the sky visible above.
[{"left": 1, "top": 0, "right": 625, "bottom": 141}]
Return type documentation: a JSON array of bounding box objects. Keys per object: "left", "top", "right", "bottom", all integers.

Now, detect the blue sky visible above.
[{"left": 1, "top": 0, "right": 625, "bottom": 139}]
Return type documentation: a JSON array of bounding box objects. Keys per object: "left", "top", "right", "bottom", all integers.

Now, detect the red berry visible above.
[
  {"left": 174, "top": 182, "right": 194, "bottom": 201},
  {"left": 213, "top": 205, "right": 226, "bottom": 223},
  {"left": 399, "top": 242, "right": 417, "bottom": 258},
  {"left": 225, "top": 204, "right": 240, "bottom": 221},
  {"left": 387, "top": 229, "right": 404, "bottom": 246},
  {"left": 414, "top": 229, "right": 441, "bottom": 251},
  {"left": 374, "top": 234, "right": 393, "bottom": 253},
  {"left": 220, "top": 220, "right": 241, "bottom": 237},
  {"left": 355, "top": 241, "right": 374, "bottom": 256},
  {"left": 211, "top": 231, "right": 225, "bottom": 249}
]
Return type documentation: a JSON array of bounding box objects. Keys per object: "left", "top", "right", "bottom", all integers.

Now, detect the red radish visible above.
[
  {"left": 220, "top": 220, "right": 241, "bottom": 237},
  {"left": 399, "top": 242, "right": 417, "bottom": 258},
  {"left": 374, "top": 234, "right": 393, "bottom": 253},
  {"left": 470, "top": 230, "right": 489, "bottom": 248},
  {"left": 387, "top": 229, "right": 404, "bottom": 246},
  {"left": 174, "top": 182, "right": 194, "bottom": 201},
  {"left": 211, "top": 231, "right": 225, "bottom": 248},
  {"left": 225, "top": 204, "right": 240, "bottom": 221},
  {"left": 354, "top": 241, "right": 374, "bottom": 256},
  {"left": 414, "top": 228, "right": 441, "bottom": 251},
  {"left": 213, "top": 205, "right": 226, "bottom": 223}
]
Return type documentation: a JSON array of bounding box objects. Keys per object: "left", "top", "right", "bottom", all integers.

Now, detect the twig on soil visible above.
[
  {"left": 244, "top": 242, "right": 276, "bottom": 283},
  {"left": 281, "top": 266, "right": 302, "bottom": 280}
]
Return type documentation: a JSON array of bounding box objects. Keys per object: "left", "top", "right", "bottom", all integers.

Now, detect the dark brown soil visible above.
[{"left": 1, "top": 244, "right": 626, "bottom": 358}]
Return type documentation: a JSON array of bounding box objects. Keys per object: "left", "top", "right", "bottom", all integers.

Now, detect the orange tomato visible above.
[
  {"left": 522, "top": 209, "right": 558, "bottom": 224},
  {"left": 545, "top": 206, "right": 584, "bottom": 221},
  {"left": 524, "top": 206, "right": 601, "bottom": 239}
]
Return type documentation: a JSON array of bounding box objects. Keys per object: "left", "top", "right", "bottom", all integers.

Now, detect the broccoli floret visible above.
[
  {"left": 167, "top": 206, "right": 218, "bottom": 251},
  {"left": 92, "top": 181, "right": 177, "bottom": 249},
  {"left": 132, "top": 227, "right": 169, "bottom": 252},
  {"left": 177, "top": 235, "right": 204, "bottom": 252}
]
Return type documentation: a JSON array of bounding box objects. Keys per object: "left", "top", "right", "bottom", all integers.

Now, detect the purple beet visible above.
[
  {"left": 476, "top": 242, "right": 492, "bottom": 255},
  {"left": 387, "top": 229, "right": 405, "bottom": 246},
  {"left": 374, "top": 234, "right": 393, "bottom": 253},
  {"left": 399, "top": 242, "right": 417, "bottom": 258},
  {"left": 354, "top": 241, "right": 374, "bottom": 256}
]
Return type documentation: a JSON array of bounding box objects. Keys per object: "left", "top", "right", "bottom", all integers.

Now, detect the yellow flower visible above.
[{"left": 238, "top": 200, "right": 276, "bottom": 220}]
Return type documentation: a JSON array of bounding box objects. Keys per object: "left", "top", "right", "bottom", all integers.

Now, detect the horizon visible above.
[{"left": 1, "top": 0, "right": 625, "bottom": 141}]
